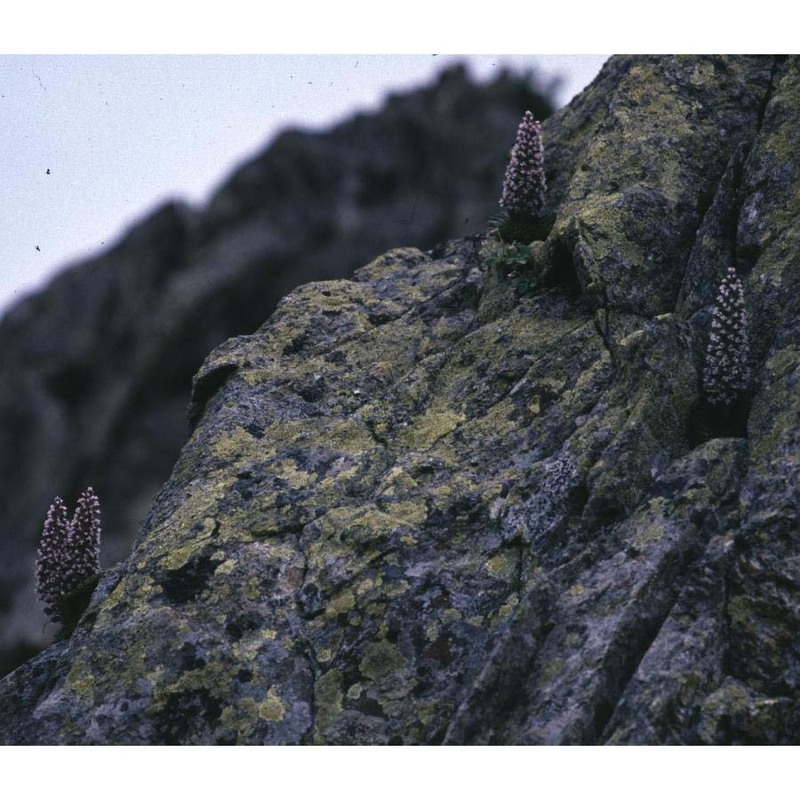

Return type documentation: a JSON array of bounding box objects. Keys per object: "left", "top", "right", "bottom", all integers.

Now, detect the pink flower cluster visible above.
[
  {"left": 35, "top": 487, "right": 101, "bottom": 624},
  {"left": 703, "top": 266, "right": 751, "bottom": 406},
  {"left": 500, "top": 110, "right": 546, "bottom": 221}
]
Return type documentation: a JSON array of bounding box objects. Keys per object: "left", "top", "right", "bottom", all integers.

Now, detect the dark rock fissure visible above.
[
  {"left": 159, "top": 552, "right": 224, "bottom": 605},
  {"left": 756, "top": 56, "right": 788, "bottom": 129},
  {"left": 591, "top": 584, "right": 693, "bottom": 743}
]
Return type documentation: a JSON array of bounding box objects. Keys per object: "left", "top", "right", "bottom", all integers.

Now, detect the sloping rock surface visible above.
[
  {"left": 2, "top": 55, "right": 799, "bottom": 744},
  {"left": 0, "top": 65, "right": 552, "bottom": 675}
]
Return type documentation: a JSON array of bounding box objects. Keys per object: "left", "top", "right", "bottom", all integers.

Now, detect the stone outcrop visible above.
[
  {"left": 2, "top": 55, "right": 799, "bottom": 745},
  {"left": 0, "top": 65, "right": 552, "bottom": 675}
]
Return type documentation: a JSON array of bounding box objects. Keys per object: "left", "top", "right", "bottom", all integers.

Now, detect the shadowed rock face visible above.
[
  {"left": 2, "top": 54, "right": 799, "bottom": 745},
  {"left": 0, "top": 64, "right": 553, "bottom": 676}
]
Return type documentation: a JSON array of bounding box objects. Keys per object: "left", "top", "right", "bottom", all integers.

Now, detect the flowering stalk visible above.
[
  {"left": 500, "top": 110, "right": 546, "bottom": 222},
  {"left": 35, "top": 487, "right": 102, "bottom": 625},
  {"left": 703, "top": 266, "right": 751, "bottom": 407},
  {"left": 35, "top": 497, "right": 71, "bottom": 624}
]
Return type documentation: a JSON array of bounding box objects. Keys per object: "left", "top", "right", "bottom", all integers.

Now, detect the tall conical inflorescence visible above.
[
  {"left": 500, "top": 110, "right": 546, "bottom": 221},
  {"left": 35, "top": 496, "right": 71, "bottom": 624},
  {"left": 703, "top": 266, "right": 751, "bottom": 407},
  {"left": 66, "top": 487, "right": 102, "bottom": 587},
  {"left": 35, "top": 487, "right": 102, "bottom": 625}
]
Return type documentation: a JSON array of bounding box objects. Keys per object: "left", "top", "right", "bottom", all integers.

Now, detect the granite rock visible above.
[{"left": 2, "top": 55, "right": 798, "bottom": 745}]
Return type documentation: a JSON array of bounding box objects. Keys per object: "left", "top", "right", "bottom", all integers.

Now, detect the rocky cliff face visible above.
[
  {"left": 0, "top": 64, "right": 552, "bottom": 676},
  {"left": 2, "top": 54, "right": 799, "bottom": 745}
]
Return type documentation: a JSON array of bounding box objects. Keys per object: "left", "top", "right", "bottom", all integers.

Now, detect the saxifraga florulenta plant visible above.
[{"left": 35, "top": 486, "right": 102, "bottom": 631}]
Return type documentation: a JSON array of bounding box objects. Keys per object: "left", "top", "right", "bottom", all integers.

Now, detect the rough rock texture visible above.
[
  {"left": 0, "top": 65, "right": 552, "bottom": 675},
  {"left": 2, "top": 54, "right": 799, "bottom": 745}
]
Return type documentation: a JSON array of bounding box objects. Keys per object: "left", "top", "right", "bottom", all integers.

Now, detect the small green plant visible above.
[
  {"left": 488, "top": 210, "right": 556, "bottom": 245},
  {"left": 486, "top": 243, "right": 539, "bottom": 293}
]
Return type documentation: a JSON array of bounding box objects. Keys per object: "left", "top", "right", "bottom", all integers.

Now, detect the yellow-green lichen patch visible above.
[
  {"left": 315, "top": 668, "right": 343, "bottom": 735},
  {"left": 265, "top": 281, "right": 379, "bottom": 349},
  {"left": 761, "top": 344, "right": 800, "bottom": 387},
  {"left": 214, "top": 558, "right": 237, "bottom": 576},
  {"left": 378, "top": 499, "right": 427, "bottom": 527},
  {"left": 324, "top": 418, "right": 382, "bottom": 453},
  {"left": 346, "top": 682, "right": 363, "bottom": 700},
  {"left": 354, "top": 576, "right": 379, "bottom": 597},
  {"left": 157, "top": 516, "right": 220, "bottom": 572},
  {"left": 243, "top": 576, "right": 263, "bottom": 602},
  {"left": 384, "top": 580, "right": 410, "bottom": 598},
  {"left": 359, "top": 640, "right": 405, "bottom": 682},
  {"left": 354, "top": 248, "right": 428, "bottom": 283},
  {"left": 305, "top": 505, "right": 421, "bottom": 593},
  {"left": 443, "top": 608, "right": 463, "bottom": 624},
  {"left": 209, "top": 425, "right": 265, "bottom": 466},
  {"left": 571, "top": 194, "right": 651, "bottom": 267},
  {"left": 364, "top": 601, "right": 386, "bottom": 617},
  {"left": 94, "top": 571, "right": 157, "bottom": 624},
  {"left": 633, "top": 524, "right": 665, "bottom": 549},
  {"left": 416, "top": 698, "right": 455, "bottom": 732},
  {"left": 228, "top": 496, "right": 291, "bottom": 541},
  {"left": 697, "top": 679, "right": 754, "bottom": 737},
  {"left": 762, "top": 62, "right": 800, "bottom": 163},
  {"left": 421, "top": 469, "right": 483, "bottom": 520},
  {"left": 218, "top": 702, "right": 255, "bottom": 740},
  {"left": 344, "top": 324, "right": 429, "bottom": 383},
  {"left": 146, "top": 657, "right": 237, "bottom": 731},
  {"left": 757, "top": 187, "right": 800, "bottom": 270},
  {"left": 486, "top": 550, "right": 517, "bottom": 580},
  {"left": 65, "top": 662, "right": 98, "bottom": 705},
  {"left": 565, "top": 60, "right": 703, "bottom": 201},
  {"left": 306, "top": 619, "right": 345, "bottom": 656},
  {"left": 243, "top": 419, "right": 319, "bottom": 458},
  {"left": 258, "top": 686, "right": 286, "bottom": 722},
  {"left": 493, "top": 595, "right": 520, "bottom": 626},
  {"left": 274, "top": 460, "right": 318, "bottom": 490},
  {"left": 72, "top": 608, "right": 189, "bottom": 699},
  {"left": 429, "top": 396, "right": 518, "bottom": 456},
  {"left": 540, "top": 657, "right": 565, "bottom": 682},
  {"left": 239, "top": 362, "right": 285, "bottom": 388},
  {"left": 424, "top": 619, "right": 440, "bottom": 642},
  {"left": 324, "top": 589, "right": 357, "bottom": 618},
  {"left": 218, "top": 686, "right": 287, "bottom": 739},
  {"left": 397, "top": 407, "right": 466, "bottom": 451},
  {"left": 376, "top": 465, "right": 420, "bottom": 500},
  {"left": 231, "top": 627, "right": 279, "bottom": 663}
]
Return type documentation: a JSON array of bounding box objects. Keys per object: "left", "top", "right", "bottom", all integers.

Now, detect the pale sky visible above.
[{"left": 0, "top": 55, "right": 609, "bottom": 316}]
